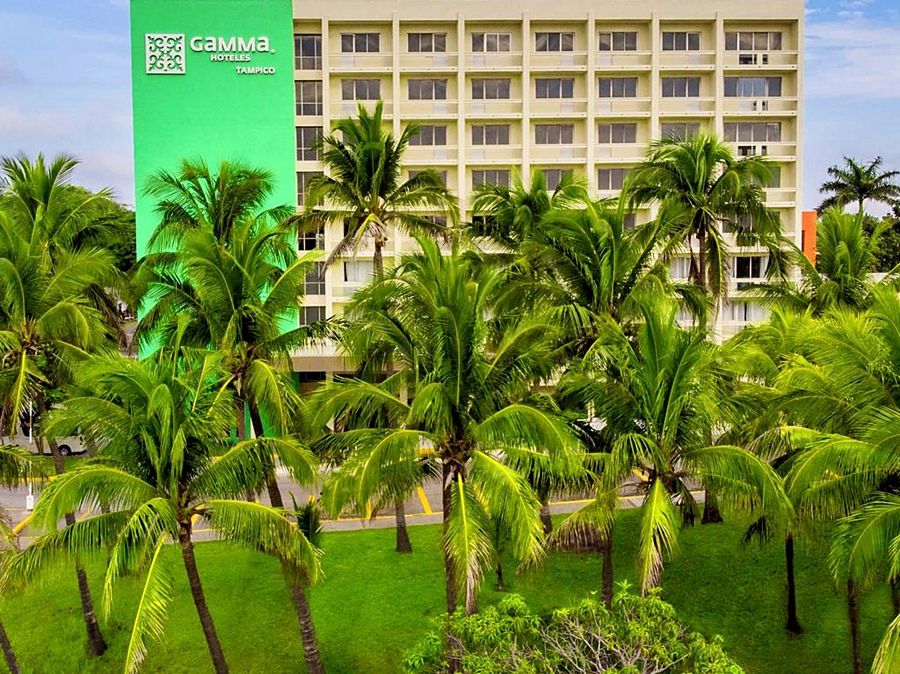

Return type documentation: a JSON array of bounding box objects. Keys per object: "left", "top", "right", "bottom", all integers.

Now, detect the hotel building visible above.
[{"left": 131, "top": 0, "right": 803, "bottom": 372}]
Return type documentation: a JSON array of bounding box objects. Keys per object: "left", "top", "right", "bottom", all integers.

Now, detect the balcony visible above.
[
  {"left": 727, "top": 141, "right": 797, "bottom": 160},
  {"left": 466, "top": 144, "right": 523, "bottom": 163},
  {"left": 658, "top": 97, "right": 716, "bottom": 116},
  {"left": 329, "top": 52, "right": 392, "bottom": 72},
  {"left": 765, "top": 187, "right": 797, "bottom": 207},
  {"left": 465, "top": 52, "right": 523, "bottom": 71},
  {"left": 399, "top": 52, "right": 458, "bottom": 72},
  {"left": 659, "top": 51, "right": 716, "bottom": 69},
  {"left": 530, "top": 98, "right": 587, "bottom": 117},
  {"left": 723, "top": 51, "right": 799, "bottom": 69},
  {"left": 404, "top": 145, "right": 458, "bottom": 163},
  {"left": 467, "top": 99, "right": 523, "bottom": 117},
  {"left": 332, "top": 99, "right": 393, "bottom": 118},
  {"left": 595, "top": 143, "right": 644, "bottom": 161},
  {"left": 332, "top": 282, "right": 366, "bottom": 300},
  {"left": 400, "top": 99, "right": 458, "bottom": 118},
  {"left": 595, "top": 98, "right": 651, "bottom": 116},
  {"left": 531, "top": 144, "right": 587, "bottom": 163},
  {"left": 595, "top": 51, "right": 651, "bottom": 70},
  {"left": 530, "top": 51, "right": 588, "bottom": 71},
  {"left": 723, "top": 97, "right": 799, "bottom": 114}
]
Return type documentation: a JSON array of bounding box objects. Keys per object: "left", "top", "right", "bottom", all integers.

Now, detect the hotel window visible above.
[
  {"left": 597, "top": 168, "right": 629, "bottom": 190},
  {"left": 725, "top": 32, "right": 783, "bottom": 51},
  {"left": 661, "top": 77, "right": 701, "bottom": 97},
  {"left": 305, "top": 262, "right": 326, "bottom": 295},
  {"left": 341, "top": 33, "right": 380, "bottom": 53},
  {"left": 409, "top": 125, "right": 447, "bottom": 146},
  {"left": 599, "top": 77, "right": 637, "bottom": 98},
  {"left": 294, "top": 34, "right": 322, "bottom": 70},
  {"left": 472, "top": 124, "right": 510, "bottom": 145},
  {"left": 300, "top": 306, "right": 326, "bottom": 325},
  {"left": 661, "top": 122, "right": 701, "bottom": 139},
  {"left": 767, "top": 167, "right": 782, "bottom": 188},
  {"left": 408, "top": 32, "right": 447, "bottom": 53},
  {"left": 409, "top": 170, "right": 448, "bottom": 186},
  {"left": 542, "top": 168, "right": 572, "bottom": 191},
  {"left": 724, "top": 76, "right": 782, "bottom": 97},
  {"left": 296, "top": 127, "right": 322, "bottom": 161},
  {"left": 623, "top": 213, "right": 637, "bottom": 229},
  {"left": 535, "top": 78, "right": 574, "bottom": 98},
  {"left": 408, "top": 79, "right": 448, "bottom": 100},
  {"left": 727, "top": 301, "right": 769, "bottom": 323},
  {"left": 734, "top": 256, "right": 767, "bottom": 288},
  {"left": 298, "top": 225, "right": 324, "bottom": 251},
  {"left": 344, "top": 260, "right": 374, "bottom": 285},
  {"left": 535, "top": 124, "right": 574, "bottom": 144},
  {"left": 535, "top": 32, "right": 575, "bottom": 52},
  {"left": 341, "top": 78, "right": 381, "bottom": 100},
  {"left": 472, "top": 32, "right": 511, "bottom": 52},
  {"left": 662, "top": 31, "right": 701, "bottom": 51},
  {"left": 724, "top": 213, "right": 753, "bottom": 235},
  {"left": 296, "top": 171, "right": 322, "bottom": 206},
  {"left": 472, "top": 78, "right": 511, "bottom": 99},
  {"left": 473, "top": 170, "right": 510, "bottom": 188},
  {"left": 598, "top": 123, "right": 637, "bottom": 143},
  {"left": 599, "top": 31, "right": 637, "bottom": 51},
  {"left": 670, "top": 257, "right": 691, "bottom": 279},
  {"left": 724, "top": 122, "right": 782, "bottom": 142},
  {"left": 296, "top": 81, "right": 323, "bottom": 116}
]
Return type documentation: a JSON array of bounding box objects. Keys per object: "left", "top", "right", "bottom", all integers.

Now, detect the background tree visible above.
[{"left": 819, "top": 156, "right": 900, "bottom": 214}]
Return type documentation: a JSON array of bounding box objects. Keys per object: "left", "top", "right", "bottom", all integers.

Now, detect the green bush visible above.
[{"left": 404, "top": 587, "right": 743, "bottom": 674}]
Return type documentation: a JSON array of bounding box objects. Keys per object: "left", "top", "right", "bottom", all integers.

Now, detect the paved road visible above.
[{"left": 0, "top": 446, "right": 701, "bottom": 544}]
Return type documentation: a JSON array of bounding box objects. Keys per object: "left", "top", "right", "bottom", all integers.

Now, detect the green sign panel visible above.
[{"left": 130, "top": 0, "right": 295, "bottom": 255}]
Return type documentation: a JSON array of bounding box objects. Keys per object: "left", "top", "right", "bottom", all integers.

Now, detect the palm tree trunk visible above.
[
  {"left": 442, "top": 460, "right": 457, "bottom": 615},
  {"left": 848, "top": 579, "right": 862, "bottom": 674},
  {"left": 38, "top": 396, "right": 107, "bottom": 657},
  {"left": 539, "top": 497, "right": 553, "bottom": 535},
  {"left": 785, "top": 534, "right": 802, "bottom": 634},
  {"left": 0, "top": 618, "right": 21, "bottom": 674},
  {"left": 373, "top": 237, "right": 384, "bottom": 277},
  {"left": 891, "top": 577, "right": 900, "bottom": 617},
  {"left": 394, "top": 499, "right": 412, "bottom": 553},
  {"left": 248, "top": 405, "right": 284, "bottom": 509},
  {"left": 495, "top": 560, "right": 505, "bottom": 592},
  {"left": 601, "top": 527, "right": 614, "bottom": 609},
  {"left": 235, "top": 401, "right": 247, "bottom": 441},
  {"left": 701, "top": 490, "right": 723, "bottom": 524},
  {"left": 289, "top": 581, "right": 326, "bottom": 674},
  {"left": 179, "top": 523, "right": 228, "bottom": 674}
]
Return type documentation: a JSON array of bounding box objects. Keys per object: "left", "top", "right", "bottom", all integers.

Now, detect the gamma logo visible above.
[{"left": 145, "top": 33, "right": 186, "bottom": 75}]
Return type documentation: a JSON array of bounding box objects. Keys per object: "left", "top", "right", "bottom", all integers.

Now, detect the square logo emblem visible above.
[{"left": 145, "top": 33, "right": 186, "bottom": 75}]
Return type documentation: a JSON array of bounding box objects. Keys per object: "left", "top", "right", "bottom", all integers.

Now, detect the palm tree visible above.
[
  {"left": 628, "top": 133, "right": 785, "bottom": 299},
  {"left": 145, "top": 158, "right": 293, "bottom": 249},
  {"left": 469, "top": 167, "right": 586, "bottom": 249},
  {"left": 313, "top": 236, "right": 581, "bottom": 617},
  {"left": 0, "top": 211, "right": 114, "bottom": 656},
  {"left": 7, "top": 349, "right": 323, "bottom": 674},
  {"left": 136, "top": 217, "right": 329, "bottom": 508},
  {"left": 301, "top": 101, "right": 458, "bottom": 551},
  {"left": 755, "top": 208, "right": 900, "bottom": 316},
  {"left": 819, "top": 156, "right": 900, "bottom": 214},
  {"left": 558, "top": 298, "right": 790, "bottom": 593},
  {"left": 300, "top": 101, "right": 458, "bottom": 274}
]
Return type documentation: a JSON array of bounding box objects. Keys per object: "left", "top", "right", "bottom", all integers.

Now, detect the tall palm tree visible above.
[
  {"left": 558, "top": 298, "right": 790, "bottom": 593},
  {"left": 755, "top": 208, "right": 900, "bottom": 316},
  {"left": 301, "top": 101, "right": 458, "bottom": 274},
  {"left": 313, "top": 236, "right": 581, "bottom": 617},
  {"left": 7, "top": 349, "right": 323, "bottom": 674},
  {"left": 301, "top": 101, "right": 458, "bottom": 551},
  {"left": 145, "top": 158, "right": 293, "bottom": 249},
  {"left": 628, "top": 133, "right": 785, "bottom": 299},
  {"left": 469, "top": 167, "right": 587, "bottom": 249},
  {"left": 819, "top": 156, "right": 900, "bottom": 214},
  {"left": 0, "top": 214, "right": 114, "bottom": 656},
  {"left": 136, "top": 217, "right": 328, "bottom": 508}
]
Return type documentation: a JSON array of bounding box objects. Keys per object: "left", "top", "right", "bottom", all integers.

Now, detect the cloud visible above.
[{"left": 805, "top": 18, "right": 900, "bottom": 99}]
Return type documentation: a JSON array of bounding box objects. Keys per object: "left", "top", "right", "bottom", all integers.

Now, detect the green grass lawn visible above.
[{"left": 1, "top": 510, "right": 893, "bottom": 673}]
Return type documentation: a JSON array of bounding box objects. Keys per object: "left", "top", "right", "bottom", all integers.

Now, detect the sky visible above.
[{"left": 0, "top": 0, "right": 899, "bottom": 211}]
